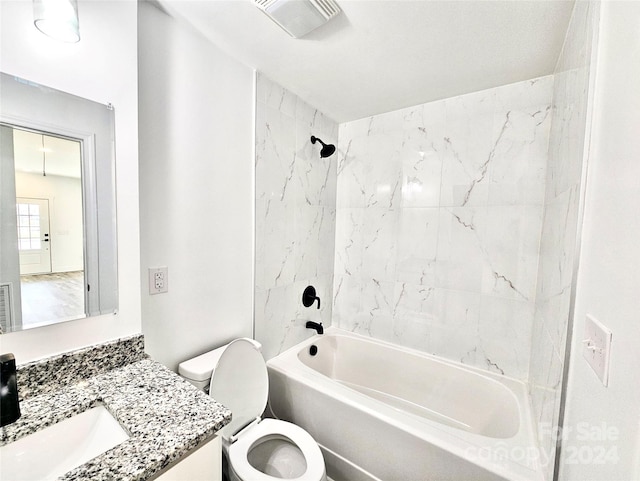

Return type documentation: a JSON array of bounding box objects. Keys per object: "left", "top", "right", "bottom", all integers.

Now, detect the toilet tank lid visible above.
[{"left": 178, "top": 338, "right": 261, "bottom": 382}]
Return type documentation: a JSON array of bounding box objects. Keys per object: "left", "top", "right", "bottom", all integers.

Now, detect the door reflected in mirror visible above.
[{"left": 12, "top": 129, "right": 86, "bottom": 329}]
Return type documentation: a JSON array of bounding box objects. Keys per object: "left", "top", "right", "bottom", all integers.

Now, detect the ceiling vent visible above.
[{"left": 254, "top": 0, "right": 341, "bottom": 38}]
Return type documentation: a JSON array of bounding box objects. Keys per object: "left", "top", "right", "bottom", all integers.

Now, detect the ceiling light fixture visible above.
[{"left": 33, "top": 0, "right": 80, "bottom": 43}]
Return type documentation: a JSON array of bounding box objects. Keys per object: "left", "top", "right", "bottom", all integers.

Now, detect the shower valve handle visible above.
[{"left": 302, "top": 285, "right": 321, "bottom": 309}]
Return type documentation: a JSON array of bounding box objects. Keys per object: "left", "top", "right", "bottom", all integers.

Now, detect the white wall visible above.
[
  {"left": 0, "top": 0, "right": 140, "bottom": 361},
  {"left": 15, "top": 172, "right": 83, "bottom": 273},
  {"left": 560, "top": 2, "right": 640, "bottom": 480},
  {"left": 138, "top": 2, "right": 254, "bottom": 371}
]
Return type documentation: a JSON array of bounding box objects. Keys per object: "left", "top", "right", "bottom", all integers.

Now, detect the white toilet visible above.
[{"left": 178, "top": 338, "right": 326, "bottom": 481}]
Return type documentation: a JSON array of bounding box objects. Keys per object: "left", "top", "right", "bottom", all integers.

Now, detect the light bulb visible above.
[{"left": 33, "top": 0, "right": 80, "bottom": 43}]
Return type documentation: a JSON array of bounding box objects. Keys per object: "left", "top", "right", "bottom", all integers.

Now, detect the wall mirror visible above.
[{"left": 0, "top": 72, "right": 118, "bottom": 333}]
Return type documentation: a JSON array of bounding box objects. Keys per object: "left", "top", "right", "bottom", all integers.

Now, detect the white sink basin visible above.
[{"left": 0, "top": 405, "right": 129, "bottom": 481}]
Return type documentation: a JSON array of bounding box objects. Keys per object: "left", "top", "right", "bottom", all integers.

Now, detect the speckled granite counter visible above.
[{"left": 1, "top": 336, "right": 232, "bottom": 481}]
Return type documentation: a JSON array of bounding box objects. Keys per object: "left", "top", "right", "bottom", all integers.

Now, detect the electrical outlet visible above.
[
  {"left": 583, "top": 314, "right": 612, "bottom": 386},
  {"left": 148, "top": 267, "right": 168, "bottom": 295}
]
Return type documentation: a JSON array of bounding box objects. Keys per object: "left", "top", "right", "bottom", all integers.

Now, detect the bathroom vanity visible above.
[{"left": 0, "top": 335, "right": 230, "bottom": 480}]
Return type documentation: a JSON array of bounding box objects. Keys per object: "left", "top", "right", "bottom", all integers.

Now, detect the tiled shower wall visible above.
[
  {"left": 254, "top": 74, "right": 338, "bottom": 361},
  {"left": 333, "top": 77, "right": 553, "bottom": 380},
  {"left": 528, "top": 2, "right": 599, "bottom": 477}
]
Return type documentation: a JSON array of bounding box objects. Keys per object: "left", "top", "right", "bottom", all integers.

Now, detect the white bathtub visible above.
[{"left": 267, "top": 328, "right": 544, "bottom": 481}]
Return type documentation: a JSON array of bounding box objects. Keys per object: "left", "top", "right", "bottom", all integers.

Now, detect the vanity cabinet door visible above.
[{"left": 152, "top": 436, "right": 221, "bottom": 481}]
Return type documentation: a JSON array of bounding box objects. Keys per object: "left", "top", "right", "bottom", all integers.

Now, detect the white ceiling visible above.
[
  {"left": 13, "top": 129, "right": 82, "bottom": 179},
  {"left": 158, "top": 0, "right": 575, "bottom": 123}
]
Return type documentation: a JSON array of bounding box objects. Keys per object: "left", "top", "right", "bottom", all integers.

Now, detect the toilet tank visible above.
[{"left": 178, "top": 339, "right": 262, "bottom": 392}]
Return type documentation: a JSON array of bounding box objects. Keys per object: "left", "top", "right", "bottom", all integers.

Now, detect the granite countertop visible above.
[{"left": 1, "top": 337, "right": 232, "bottom": 481}]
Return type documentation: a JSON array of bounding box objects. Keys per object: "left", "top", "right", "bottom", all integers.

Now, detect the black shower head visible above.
[{"left": 310, "top": 136, "right": 336, "bottom": 158}]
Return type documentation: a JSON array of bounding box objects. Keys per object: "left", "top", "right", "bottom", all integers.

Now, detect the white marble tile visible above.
[
  {"left": 362, "top": 133, "right": 404, "bottom": 209},
  {"left": 435, "top": 206, "right": 488, "bottom": 292},
  {"left": 296, "top": 97, "right": 326, "bottom": 132},
  {"left": 539, "top": 290, "right": 572, "bottom": 357},
  {"left": 255, "top": 200, "right": 267, "bottom": 290},
  {"left": 477, "top": 295, "right": 535, "bottom": 378},
  {"left": 255, "top": 105, "right": 297, "bottom": 204},
  {"left": 255, "top": 75, "right": 338, "bottom": 361},
  {"left": 526, "top": 8, "right": 595, "bottom": 451},
  {"left": 396, "top": 207, "right": 439, "bottom": 286},
  {"left": 362, "top": 109, "right": 404, "bottom": 137},
  {"left": 400, "top": 125, "right": 444, "bottom": 208},
  {"left": 339, "top": 116, "right": 373, "bottom": 142},
  {"left": 439, "top": 105, "right": 493, "bottom": 208},
  {"left": 258, "top": 74, "right": 297, "bottom": 119},
  {"left": 255, "top": 285, "right": 298, "bottom": 361},
  {"left": 333, "top": 60, "right": 587, "bottom": 388},
  {"left": 480, "top": 205, "right": 543, "bottom": 301},
  {"left": 529, "top": 319, "right": 564, "bottom": 392},
  {"left": 535, "top": 186, "right": 580, "bottom": 299},
  {"left": 351, "top": 277, "right": 395, "bottom": 342},
  {"left": 333, "top": 208, "right": 364, "bottom": 278},
  {"left": 361, "top": 207, "right": 399, "bottom": 282},
  {"left": 294, "top": 205, "right": 335, "bottom": 281},
  {"left": 332, "top": 274, "right": 362, "bottom": 330},
  {"left": 392, "top": 282, "right": 435, "bottom": 352},
  {"left": 429, "top": 288, "right": 482, "bottom": 366},
  {"left": 488, "top": 104, "right": 551, "bottom": 206},
  {"left": 258, "top": 200, "right": 297, "bottom": 290},
  {"left": 528, "top": 309, "right": 547, "bottom": 389},
  {"left": 318, "top": 208, "right": 337, "bottom": 277},
  {"left": 493, "top": 76, "right": 554, "bottom": 113},
  {"left": 255, "top": 72, "right": 271, "bottom": 105},
  {"left": 529, "top": 381, "right": 560, "bottom": 478},
  {"left": 400, "top": 98, "right": 447, "bottom": 133},
  {"left": 545, "top": 2, "right": 593, "bottom": 202},
  {"left": 336, "top": 136, "right": 367, "bottom": 208},
  {"left": 439, "top": 88, "right": 497, "bottom": 206}
]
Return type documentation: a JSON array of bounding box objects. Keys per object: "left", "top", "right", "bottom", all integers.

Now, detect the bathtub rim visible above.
[{"left": 267, "top": 327, "right": 545, "bottom": 481}]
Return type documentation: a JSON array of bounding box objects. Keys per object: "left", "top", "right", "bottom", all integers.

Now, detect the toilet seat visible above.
[{"left": 229, "top": 418, "right": 326, "bottom": 481}]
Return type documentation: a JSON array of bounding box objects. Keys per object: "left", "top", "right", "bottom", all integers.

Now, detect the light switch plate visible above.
[{"left": 583, "top": 314, "right": 612, "bottom": 386}]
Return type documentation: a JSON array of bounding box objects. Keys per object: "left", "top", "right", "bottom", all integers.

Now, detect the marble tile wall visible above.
[
  {"left": 528, "top": 2, "right": 599, "bottom": 478},
  {"left": 254, "top": 74, "right": 338, "bottom": 361},
  {"left": 334, "top": 77, "right": 554, "bottom": 380}
]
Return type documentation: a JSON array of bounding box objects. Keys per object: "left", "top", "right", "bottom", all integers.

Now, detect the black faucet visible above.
[
  {"left": 305, "top": 321, "right": 324, "bottom": 335},
  {"left": 1, "top": 353, "right": 21, "bottom": 428}
]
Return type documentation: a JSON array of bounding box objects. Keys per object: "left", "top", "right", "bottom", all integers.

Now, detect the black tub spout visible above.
[{"left": 305, "top": 321, "right": 324, "bottom": 335}]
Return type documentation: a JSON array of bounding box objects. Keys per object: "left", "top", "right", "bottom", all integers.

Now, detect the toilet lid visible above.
[{"left": 209, "top": 338, "right": 268, "bottom": 440}]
